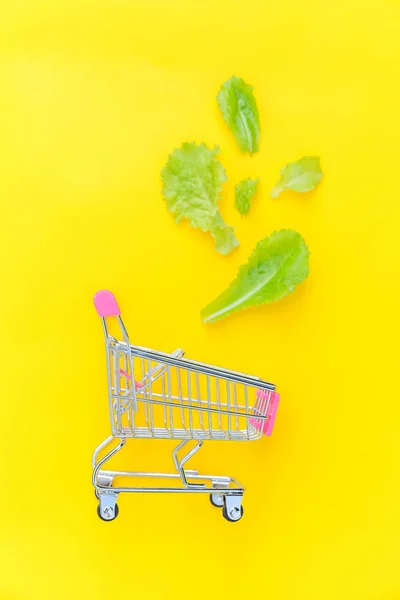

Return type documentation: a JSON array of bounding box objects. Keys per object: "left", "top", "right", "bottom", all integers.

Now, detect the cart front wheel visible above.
[
  {"left": 97, "top": 503, "right": 119, "bottom": 522},
  {"left": 210, "top": 493, "right": 224, "bottom": 508},
  {"left": 222, "top": 504, "right": 244, "bottom": 522}
]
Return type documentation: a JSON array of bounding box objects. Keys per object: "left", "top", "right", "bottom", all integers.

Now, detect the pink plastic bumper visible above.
[{"left": 250, "top": 390, "right": 280, "bottom": 436}]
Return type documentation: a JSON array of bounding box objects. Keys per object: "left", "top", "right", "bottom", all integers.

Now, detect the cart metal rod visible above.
[
  {"left": 95, "top": 486, "right": 244, "bottom": 494},
  {"left": 113, "top": 341, "right": 275, "bottom": 390},
  {"left": 99, "top": 470, "right": 235, "bottom": 483},
  {"left": 113, "top": 394, "right": 269, "bottom": 420}
]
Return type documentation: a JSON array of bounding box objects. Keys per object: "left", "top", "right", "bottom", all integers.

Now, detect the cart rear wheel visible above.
[
  {"left": 97, "top": 503, "right": 119, "bottom": 522},
  {"left": 210, "top": 493, "right": 224, "bottom": 508},
  {"left": 222, "top": 504, "right": 244, "bottom": 522}
]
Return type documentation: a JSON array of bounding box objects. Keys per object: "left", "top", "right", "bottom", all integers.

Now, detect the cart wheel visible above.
[
  {"left": 210, "top": 493, "right": 224, "bottom": 508},
  {"left": 222, "top": 504, "right": 244, "bottom": 522},
  {"left": 97, "top": 503, "right": 119, "bottom": 522}
]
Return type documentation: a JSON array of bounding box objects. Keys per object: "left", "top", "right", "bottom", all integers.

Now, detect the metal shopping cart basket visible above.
[{"left": 92, "top": 290, "right": 280, "bottom": 522}]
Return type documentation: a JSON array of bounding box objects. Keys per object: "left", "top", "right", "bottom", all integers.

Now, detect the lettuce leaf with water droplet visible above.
[
  {"left": 217, "top": 76, "right": 260, "bottom": 154},
  {"left": 201, "top": 230, "right": 309, "bottom": 323},
  {"left": 271, "top": 156, "right": 323, "bottom": 198},
  {"left": 161, "top": 143, "right": 239, "bottom": 255},
  {"left": 235, "top": 177, "right": 259, "bottom": 215}
]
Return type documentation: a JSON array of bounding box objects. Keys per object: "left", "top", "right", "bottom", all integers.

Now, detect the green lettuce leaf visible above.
[
  {"left": 235, "top": 177, "right": 259, "bottom": 215},
  {"left": 201, "top": 230, "right": 309, "bottom": 323},
  {"left": 161, "top": 143, "right": 239, "bottom": 255},
  {"left": 217, "top": 76, "right": 260, "bottom": 154},
  {"left": 271, "top": 156, "right": 323, "bottom": 198}
]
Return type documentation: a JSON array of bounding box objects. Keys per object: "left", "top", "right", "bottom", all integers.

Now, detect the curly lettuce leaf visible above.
[
  {"left": 201, "top": 230, "right": 309, "bottom": 323},
  {"left": 161, "top": 143, "right": 239, "bottom": 255},
  {"left": 217, "top": 76, "right": 260, "bottom": 154},
  {"left": 271, "top": 156, "right": 323, "bottom": 198},
  {"left": 235, "top": 177, "right": 259, "bottom": 215}
]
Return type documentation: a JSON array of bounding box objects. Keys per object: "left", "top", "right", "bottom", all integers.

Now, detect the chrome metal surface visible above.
[
  {"left": 210, "top": 493, "right": 225, "bottom": 507},
  {"left": 103, "top": 330, "right": 275, "bottom": 440},
  {"left": 224, "top": 494, "right": 244, "bottom": 521},
  {"left": 172, "top": 440, "right": 205, "bottom": 488},
  {"left": 99, "top": 492, "right": 118, "bottom": 521},
  {"left": 93, "top": 299, "right": 277, "bottom": 520}
]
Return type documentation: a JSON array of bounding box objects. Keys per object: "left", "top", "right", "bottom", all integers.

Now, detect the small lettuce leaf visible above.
[
  {"left": 161, "top": 143, "right": 239, "bottom": 255},
  {"left": 271, "top": 156, "right": 323, "bottom": 198},
  {"left": 201, "top": 230, "right": 309, "bottom": 323},
  {"left": 217, "top": 76, "right": 260, "bottom": 154},
  {"left": 235, "top": 177, "right": 259, "bottom": 215}
]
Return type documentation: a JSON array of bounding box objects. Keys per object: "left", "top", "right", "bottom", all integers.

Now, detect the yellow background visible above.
[{"left": 1, "top": 0, "right": 400, "bottom": 598}]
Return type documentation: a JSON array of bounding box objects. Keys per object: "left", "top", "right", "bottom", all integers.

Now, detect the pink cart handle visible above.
[{"left": 93, "top": 290, "right": 121, "bottom": 317}]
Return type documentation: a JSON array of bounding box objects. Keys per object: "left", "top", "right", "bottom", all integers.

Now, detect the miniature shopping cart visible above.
[{"left": 92, "top": 290, "right": 280, "bottom": 522}]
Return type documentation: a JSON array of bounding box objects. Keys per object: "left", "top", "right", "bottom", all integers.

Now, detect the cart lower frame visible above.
[{"left": 92, "top": 435, "right": 245, "bottom": 522}]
